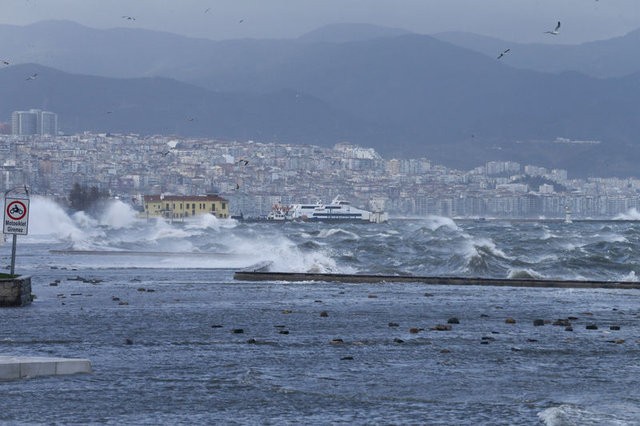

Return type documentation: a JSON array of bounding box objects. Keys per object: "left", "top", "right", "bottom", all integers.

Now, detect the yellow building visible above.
[{"left": 143, "top": 194, "right": 229, "bottom": 219}]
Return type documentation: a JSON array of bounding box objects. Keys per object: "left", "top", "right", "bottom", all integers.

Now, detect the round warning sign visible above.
[
  {"left": 4, "top": 197, "right": 29, "bottom": 235},
  {"left": 6, "top": 200, "right": 27, "bottom": 220}
]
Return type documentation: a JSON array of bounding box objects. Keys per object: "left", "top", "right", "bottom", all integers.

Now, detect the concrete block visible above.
[{"left": 0, "top": 356, "right": 92, "bottom": 380}]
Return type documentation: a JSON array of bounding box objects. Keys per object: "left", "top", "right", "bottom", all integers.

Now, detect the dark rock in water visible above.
[
  {"left": 480, "top": 341, "right": 489, "bottom": 345},
  {"left": 527, "top": 339, "right": 538, "bottom": 343},
  {"left": 125, "top": 338, "right": 133, "bottom": 345},
  {"left": 481, "top": 336, "right": 496, "bottom": 341},
  {"left": 393, "top": 338, "right": 404, "bottom": 344},
  {"left": 431, "top": 324, "right": 452, "bottom": 331},
  {"left": 232, "top": 328, "right": 245, "bottom": 334},
  {"left": 480, "top": 314, "right": 490, "bottom": 318},
  {"left": 314, "top": 300, "right": 323, "bottom": 303},
  {"left": 565, "top": 326, "right": 573, "bottom": 332},
  {"left": 586, "top": 324, "right": 598, "bottom": 330},
  {"left": 49, "top": 282, "right": 58, "bottom": 286},
  {"left": 552, "top": 319, "right": 572, "bottom": 327},
  {"left": 388, "top": 322, "right": 399, "bottom": 327},
  {"left": 281, "top": 310, "right": 293, "bottom": 314},
  {"left": 533, "top": 319, "right": 545, "bottom": 327},
  {"left": 505, "top": 317, "right": 516, "bottom": 324},
  {"left": 319, "top": 311, "right": 329, "bottom": 317},
  {"left": 274, "top": 325, "right": 286, "bottom": 328},
  {"left": 610, "top": 325, "right": 621, "bottom": 331},
  {"left": 341, "top": 356, "right": 354, "bottom": 360},
  {"left": 137, "top": 287, "right": 146, "bottom": 292},
  {"left": 447, "top": 317, "right": 460, "bottom": 324},
  {"left": 424, "top": 293, "right": 434, "bottom": 297},
  {"left": 211, "top": 324, "right": 223, "bottom": 328},
  {"left": 510, "top": 347, "right": 522, "bottom": 352},
  {"left": 568, "top": 316, "right": 579, "bottom": 320},
  {"left": 367, "top": 294, "right": 378, "bottom": 299},
  {"left": 279, "top": 330, "right": 289, "bottom": 335},
  {"left": 409, "top": 327, "right": 422, "bottom": 334},
  {"left": 440, "top": 349, "right": 451, "bottom": 354},
  {"left": 146, "top": 289, "right": 155, "bottom": 293},
  {"left": 246, "top": 338, "right": 257, "bottom": 344},
  {"left": 330, "top": 338, "right": 344, "bottom": 344}
]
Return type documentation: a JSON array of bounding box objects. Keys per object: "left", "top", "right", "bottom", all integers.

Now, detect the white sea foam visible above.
[
  {"left": 25, "top": 196, "right": 91, "bottom": 243},
  {"left": 184, "top": 213, "right": 237, "bottom": 231},
  {"left": 421, "top": 215, "right": 460, "bottom": 231},
  {"left": 538, "top": 404, "right": 629, "bottom": 426},
  {"left": 317, "top": 228, "right": 360, "bottom": 240},
  {"left": 507, "top": 268, "right": 545, "bottom": 279},
  {"left": 614, "top": 208, "right": 640, "bottom": 220},
  {"left": 98, "top": 199, "right": 139, "bottom": 229}
]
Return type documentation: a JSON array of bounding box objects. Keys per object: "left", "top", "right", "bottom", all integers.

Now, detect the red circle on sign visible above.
[{"left": 6, "top": 201, "right": 27, "bottom": 220}]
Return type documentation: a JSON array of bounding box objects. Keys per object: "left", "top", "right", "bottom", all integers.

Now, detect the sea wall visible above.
[{"left": 0, "top": 276, "right": 33, "bottom": 307}]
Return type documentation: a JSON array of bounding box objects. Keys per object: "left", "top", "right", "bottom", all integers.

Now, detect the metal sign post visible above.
[{"left": 3, "top": 187, "right": 30, "bottom": 276}]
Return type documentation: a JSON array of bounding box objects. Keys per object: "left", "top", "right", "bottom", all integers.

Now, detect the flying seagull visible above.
[
  {"left": 122, "top": 15, "right": 136, "bottom": 21},
  {"left": 497, "top": 48, "right": 511, "bottom": 59},
  {"left": 1, "top": 60, "right": 9, "bottom": 65},
  {"left": 204, "top": 8, "right": 211, "bottom": 13},
  {"left": 236, "top": 159, "right": 249, "bottom": 166},
  {"left": 25, "top": 73, "right": 38, "bottom": 80},
  {"left": 545, "top": 21, "right": 561, "bottom": 35}
]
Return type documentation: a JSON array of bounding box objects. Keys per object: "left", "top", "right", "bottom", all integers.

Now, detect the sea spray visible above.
[
  {"left": 98, "top": 199, "right": 138, "bottom": 229},
  {"left": 25, "top": 196, "right": 91, "bottom": 243}
]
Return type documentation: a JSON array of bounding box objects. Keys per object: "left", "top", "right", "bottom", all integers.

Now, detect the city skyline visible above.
[{"left": 1, "top": 132, "right": 639, "bottom": 220}]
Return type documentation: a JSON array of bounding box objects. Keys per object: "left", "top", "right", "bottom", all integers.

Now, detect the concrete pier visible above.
[
  {"left": 234, "top": 271, "right": 640, "bottom": 289},
  {"left": 0, "top": 356, "right": 92, "bottom": 381},
  {"left": 0, "top": 276, "right": 32, "bottom": 307}
]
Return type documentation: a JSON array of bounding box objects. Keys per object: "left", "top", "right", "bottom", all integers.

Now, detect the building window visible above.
[
  {"left": 211, "top": 203, "right": 216, "bottom": 211},
  {"left": 222, "top": 203, "right": 226, "bottom": 210}
]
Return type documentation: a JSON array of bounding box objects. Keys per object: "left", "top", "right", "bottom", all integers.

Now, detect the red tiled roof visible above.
[{"left": 144, "top": 194, "right": 227, "bottom": 202}]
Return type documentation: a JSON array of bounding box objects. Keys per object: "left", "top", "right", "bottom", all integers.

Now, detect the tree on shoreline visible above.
[{"left": 68, "top": 183, "right": 109, "bottom": 212}]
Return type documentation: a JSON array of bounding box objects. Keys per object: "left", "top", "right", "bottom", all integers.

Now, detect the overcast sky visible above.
[{"left": 2, "top": 0, "right": 640, "bottom": 44}]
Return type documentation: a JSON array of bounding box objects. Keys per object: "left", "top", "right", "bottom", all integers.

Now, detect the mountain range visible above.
[{"left": 2, "top": 20, "right": 640, "bottom": 177}]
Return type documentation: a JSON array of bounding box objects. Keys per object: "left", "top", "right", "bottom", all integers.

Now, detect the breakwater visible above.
[
  {"left": 234, "top": 271, "right": 640, "bottom": 289},
  {"left": 0, "top": 276, "right": 32, "bottom": 307}
]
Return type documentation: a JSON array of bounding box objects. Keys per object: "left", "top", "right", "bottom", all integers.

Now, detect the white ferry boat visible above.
[{"left": 281, "top": 196, "right": 388, "bottom": 223}]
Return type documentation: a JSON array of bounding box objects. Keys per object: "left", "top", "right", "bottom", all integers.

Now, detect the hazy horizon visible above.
[{"left": 2, "top": 0, "right": 640, "bottom": 44}]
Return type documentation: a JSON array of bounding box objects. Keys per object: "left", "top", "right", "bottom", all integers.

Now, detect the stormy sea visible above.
[{"left": 2, "top": 196, "right": 640, "bottom": 425}]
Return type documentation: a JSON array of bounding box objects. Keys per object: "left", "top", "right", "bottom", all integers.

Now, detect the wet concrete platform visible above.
[
  {"left": 0, "top": 356, "right": 92, "bottom": 381},
  {"left": 234, "top": 271, "right": 640, "bottom": 289}
]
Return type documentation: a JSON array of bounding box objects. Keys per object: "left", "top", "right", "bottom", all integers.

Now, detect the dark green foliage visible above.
[{"left": 68, "top": 183, "right": 108, "bottom": 212}]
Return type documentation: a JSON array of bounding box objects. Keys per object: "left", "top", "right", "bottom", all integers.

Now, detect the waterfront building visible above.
[{"left": 143, "top": 194, "right": 229, "bottom": 219}]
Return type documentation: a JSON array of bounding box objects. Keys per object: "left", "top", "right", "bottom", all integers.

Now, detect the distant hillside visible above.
[
  {"left": 298, "top": 23, "right": 411, "bottom": 43},
  {"left": 433, "top": 29, "right": 640, "bottom": 78},
  {"left": 3, "top": 22, "right": 640, "bottom": 176},
  {"left": 0, "top": 64, "right": 379, "bottom": 144}
]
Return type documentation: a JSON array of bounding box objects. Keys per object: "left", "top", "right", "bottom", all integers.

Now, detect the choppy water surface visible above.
[{"left": 2, "top": 197, "right": 640, "bottom": 425}]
